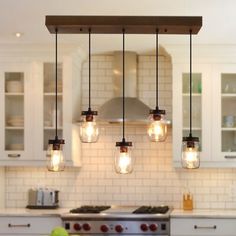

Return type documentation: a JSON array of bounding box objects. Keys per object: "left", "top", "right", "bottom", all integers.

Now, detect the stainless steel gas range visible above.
[{"left": 62, "top": 205, "right": 172, "bottom": 235}]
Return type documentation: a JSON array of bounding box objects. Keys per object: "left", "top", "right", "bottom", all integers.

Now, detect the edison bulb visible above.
[
  {"left": 80, "top": 121, "right": 99, "bottom": 143},
  {"left": 147, "top": 114, "right": 167, "bottom": 142},
  {"left": 115, "top": 144, "right": 133, "bottom": 174},
  {"left": 182, "top": 138, "right": 200, "bottom": 169},
  {"left": 46, "top": 140, "right": 65, "bottom": 172}
]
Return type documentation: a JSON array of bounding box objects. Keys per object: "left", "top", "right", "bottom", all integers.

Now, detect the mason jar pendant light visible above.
[
  {"left": 46, "top": 28, "right": 65, "bottom": 172},
  {"left": 181, "top": 30, "right": 200, "bottom": 169},
  {"left": 79, "top": 28, "right": 99, "bottom": 143},
  {"left": 147, "top": 29, "right": 168, "bottom": 142},
  {"left": 115, "top": 29, "right": 134, "bottom": 174}
]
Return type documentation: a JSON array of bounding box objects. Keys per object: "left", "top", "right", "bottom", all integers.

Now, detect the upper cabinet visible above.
[
  {"left": 170, "top": 45, "right": 236, "bottom": 167},
  {"left": 0, "top": 64, "right": 32, "bottom": 163},
  {"left": 212, "top": 65, "right": 236, "bottom": 165},
  {"left": 0, "top": 48, "right": 83, "bottom": 167},
  {"left": 172, "top": 63, "right": 212, "bottom": 166}
]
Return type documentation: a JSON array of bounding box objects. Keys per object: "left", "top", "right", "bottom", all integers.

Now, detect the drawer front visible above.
[
  {"left": 0, "top": 216, "right": 62, "bottom": 234},
  {"left": 171, "top": 218, "right": 236, "bottom": 236}
]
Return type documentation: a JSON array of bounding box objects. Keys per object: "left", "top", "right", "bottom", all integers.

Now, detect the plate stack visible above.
[{"left": 7, "top": 116, "right": 24, "bottom": 127}]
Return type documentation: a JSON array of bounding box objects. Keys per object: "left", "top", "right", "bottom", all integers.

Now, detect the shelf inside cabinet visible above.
[
  {"left": 5, "top": 93, "right": 24, "bottom": 96},
  {"left": 182, "top": 93, "right": 201, "bottom": 97},
  {"left": 183, "top": 127, "right": 201, "bottom": 131},
  {"left": 44, "top": 127, "right": 63, "bottom": 130},
  {"left": 5, "top": 126, "right": 24, "bottom": 130},
  {"left": 44, "top": 93, "right": 62, "bottom": 96},
  {"left": 222, "top": 93, "right": 236, "bottom": 97}
]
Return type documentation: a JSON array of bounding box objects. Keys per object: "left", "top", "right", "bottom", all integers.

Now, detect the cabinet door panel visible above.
[
  {"left": 171, "top": 218, "right": 236, "bottom": 236},
  {"left": 173, "top": 64, "right": 212, "bottom": 166},
  {"left": 0, "top": 64, "right": 32, "bottom": 161}
]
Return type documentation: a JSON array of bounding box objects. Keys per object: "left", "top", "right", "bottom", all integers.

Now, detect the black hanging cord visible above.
[
  {"left": 88, "top": 28, "right": 91, "bottom": 110},
  {"left": 55, "top": 28, "right": 58, "bottom": 139},
  {"left": 122, "top": 29, "right": 125, "bottom": 141},
  {"left": 156, "top": 29, "right": 159, "bottom": 110},
  {"left": 189, "top": 29, "right": 192, "bottom": 137}
]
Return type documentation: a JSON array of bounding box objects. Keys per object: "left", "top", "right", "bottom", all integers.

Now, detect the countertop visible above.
[
  {"left": 2, "top": 208, "right": 236, "bottom": 218},
  {"left": 171, "top": 209, "right": 236, "bottom": 218},
  {"left": 0, "top": 208, "right": 71, "bottom": 217}
]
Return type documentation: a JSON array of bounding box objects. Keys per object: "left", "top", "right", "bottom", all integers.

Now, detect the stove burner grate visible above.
[
  {"left": 70, "top": 205, "right": 111, "bottom": 214},
  {"left": 133, "top": 205, "right": 169, "bottom": 214}
]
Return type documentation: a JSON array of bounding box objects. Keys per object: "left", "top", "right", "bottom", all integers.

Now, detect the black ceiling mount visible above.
[{"left": 45, "top": 15, "right": 202, "bottom": 34}]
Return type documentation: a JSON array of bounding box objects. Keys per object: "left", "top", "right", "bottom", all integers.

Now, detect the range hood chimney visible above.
[{"left": 98, "top": 51, "right": 150, "bottom": 123}]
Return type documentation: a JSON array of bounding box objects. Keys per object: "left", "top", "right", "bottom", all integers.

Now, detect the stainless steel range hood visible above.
[{"left": 98, "top": 51, "right": 150, "bottom": 124}]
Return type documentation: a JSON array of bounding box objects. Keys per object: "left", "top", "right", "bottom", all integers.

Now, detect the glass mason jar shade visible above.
[
  {"left": 147, "top": 110, "right": 168, "bottom": 142},
  {"left": 115, "top": 141, "right": 133, "bottom": 174},
  {"left": 46, "top": 139, "right": 65, "bottom": 172},
  {"left": 79, "top": 110, "right": 99, "bottom": 143},
  {"left": 181, "top": 136, "right": 200, "bottom": 169}
]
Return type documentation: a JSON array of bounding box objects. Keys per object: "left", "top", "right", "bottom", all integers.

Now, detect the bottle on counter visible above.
[{"left": 183, "top": 192, "right": 193, "bottom": 211}]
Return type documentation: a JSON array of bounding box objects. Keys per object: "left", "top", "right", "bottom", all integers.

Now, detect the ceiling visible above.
[{"left": 0, "top": 0, "right": 235, "bottom": 54}]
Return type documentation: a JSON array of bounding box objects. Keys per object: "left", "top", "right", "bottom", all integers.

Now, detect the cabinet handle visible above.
[
  {"left": 194, "top": 225, "right": 217, "bottom": 229},
  {"left": 8, "top": 223, "right": 30, "bottom": 228},
  {"left": 8, "top": 154, "right": 21, "bottom": 158},
  {"left": 225, "top": 156, "right": 236, "bottom": 159}
]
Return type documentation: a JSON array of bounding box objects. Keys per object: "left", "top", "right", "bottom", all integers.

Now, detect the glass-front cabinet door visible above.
[
  {"left": 43, "top": 62, "right": 63, "bottom": 151},
  {"left": 32, "top": 62, "right": 64, "bottom": 160},
  {"left": 0, "top": 64, "right": 31, "bottom": 161},
  {"left": 212, "top": 65, "right": 236, "bottom": 164},
  {"left": 173, "top": 64, "right": 211, "bottom": 166}
]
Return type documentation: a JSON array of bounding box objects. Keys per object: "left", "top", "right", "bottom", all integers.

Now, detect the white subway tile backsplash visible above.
[{"left": 4, "top": 54, "right": 236, "bottom": 209}]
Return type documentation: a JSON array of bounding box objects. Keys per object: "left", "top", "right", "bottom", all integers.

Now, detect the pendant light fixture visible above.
[
  {"left": 181, "top": 30, "right": 200, "bottom": 169},
  {"left": 46, "top": 28, "right": 65, "bottom": 172},
  {"left": 147, "top": 29, "right": 168, "bottom": 142},
  {"left": 114, "top": 29, "right": 134, "bottom": 174},
  {"left": 79, "top": 28, "right": 99, "bottom": 143}
]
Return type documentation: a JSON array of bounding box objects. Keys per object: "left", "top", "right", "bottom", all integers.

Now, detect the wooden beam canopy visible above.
[{"left": 45, "top": 16, "right": 202, "bottom": 34}]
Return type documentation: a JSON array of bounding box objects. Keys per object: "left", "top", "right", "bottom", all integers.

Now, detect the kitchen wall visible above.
[{"left": 5, "top": 53, "right": 236, "bottom": 209}]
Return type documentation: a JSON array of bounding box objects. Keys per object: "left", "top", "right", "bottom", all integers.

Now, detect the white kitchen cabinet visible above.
[
  {"left": 211, "top": 65, "right": 236, "bottom": 165},
  {"left": 172, "top": 63, "right": 212, "bottom": 167},
  {"left": 171, "top": 217, "right": 236, "bottom": 236},
  {"left": 0, "top": 51, "right": 82, "bottom": 167},
  {"left": 0, "top": 63, "right": 33, "bottom": 163},
  {"left": 171, "top": 47, "right": 236, "bottom": 167},
  {"left": 0, "top": 216, "right": 61, "bottom": 235}
]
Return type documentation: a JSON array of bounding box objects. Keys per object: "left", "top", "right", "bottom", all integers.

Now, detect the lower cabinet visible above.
[
  {"left": 0, "top": 216, "right": 62, "bottom": 235},
  {"left": 171, "top": 217, "right": 236, "bottom": 236}
]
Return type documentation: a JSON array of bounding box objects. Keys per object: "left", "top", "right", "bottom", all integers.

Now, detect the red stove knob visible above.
[
  {"left": 115, "top": 225, "right": 123, "bottom": 233},
  {"left": 149, "top": 223, "right": 158, "bottom": 232},
  {"left": 83, "top": 223, "right": 91, "bottom": 231},
  {"left": 100, "top": 224, "right": 109, "bottom": 233},
  {"left": 73, "top": 223, "right": 81, "bottom": 231},
  {"left": 140, "top": 224, "right": 148, "bottom": 232}
]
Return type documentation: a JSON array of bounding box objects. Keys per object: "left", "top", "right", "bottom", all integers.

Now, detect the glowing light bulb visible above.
[
  {"left": 147, "top": 116, "right": 167, "bottom": 142},
  {"left": 115, "top": 143, "right": 133, "bottom": 174},
  {"left": 117, "top": 152, "right": 132, "bottom": 174},
  {"left": 50, "top": 150, "right": 61, "bottom": 172},
  {"left": 182, "top": 138, "right": 200, "bottom": 169},
  {"left": 46, "top": 139, "right": 65, "bottom": 172},
  {"left": 80, "top": 121, "right": 99, "bottom": 143}
]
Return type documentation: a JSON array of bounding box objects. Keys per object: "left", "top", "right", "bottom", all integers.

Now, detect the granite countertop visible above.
[
  {"left": 171, "top": 209, "right": 236, "bottom": 218},
  {"left": 0, "top": 208, "right": 71, "bottom": 217}
]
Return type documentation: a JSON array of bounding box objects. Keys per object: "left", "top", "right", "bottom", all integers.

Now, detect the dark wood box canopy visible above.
[{"left": 45, "top": 16, "right": 202, "bottom": 34}]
